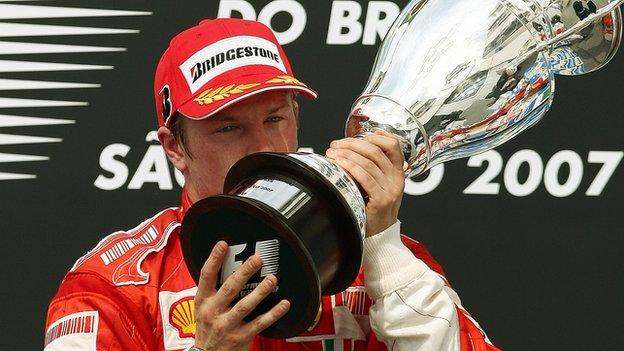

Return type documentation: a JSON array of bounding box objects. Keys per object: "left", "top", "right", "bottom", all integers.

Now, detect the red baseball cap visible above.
[{"left": 154, "top": 18, "right": 317, "bottom": 127}]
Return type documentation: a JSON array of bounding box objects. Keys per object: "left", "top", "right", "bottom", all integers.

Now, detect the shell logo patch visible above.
[
  {"left": 169, "top": 296, "right": 196, "bottom": 338},
  {"left": 159, "top": 287, "right": 197, "bottom": 350}
]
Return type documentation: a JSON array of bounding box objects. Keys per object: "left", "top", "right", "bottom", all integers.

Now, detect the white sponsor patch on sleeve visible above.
[
  {"left": 44, "top": 311, "right": 98, "bottom": 351},
  {"left": 179, "top": 35, "right": 287, "bottom": 94},
  {"left": 159, "top": 287, "right": 198, "bottom": 351}
]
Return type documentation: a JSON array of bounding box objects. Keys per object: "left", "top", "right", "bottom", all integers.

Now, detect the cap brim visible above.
[{"left": 176, "top": 74, "right": 317, "bottom": 124}]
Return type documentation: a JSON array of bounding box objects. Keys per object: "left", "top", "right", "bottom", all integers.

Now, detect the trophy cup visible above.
[{"left": 181, "top": 0, "right": 624, "bottom": 338}]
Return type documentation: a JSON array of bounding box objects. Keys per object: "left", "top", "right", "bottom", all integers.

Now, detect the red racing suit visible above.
[{"left": 45, "top": 190, "right": 501, "bottom": 351}]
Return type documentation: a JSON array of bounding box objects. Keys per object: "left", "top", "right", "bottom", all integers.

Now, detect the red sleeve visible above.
[
  {"left": 456, "top": 307, "right": 502, "bottom": 351},
  {"left": 44, "top": 273, "right": 156, "bottom": 351},
  {"left": 401, "top": 235, "right": 502, "bottom": 351},
  {"left": 250, "top": 340, "right": 263, "bottom": 351}
]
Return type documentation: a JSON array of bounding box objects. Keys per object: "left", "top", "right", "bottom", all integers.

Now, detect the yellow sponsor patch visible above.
[{"left": 169, "top": 296, "right": 196, "bottom": 338}]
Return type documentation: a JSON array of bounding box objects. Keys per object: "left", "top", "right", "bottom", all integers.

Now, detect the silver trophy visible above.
[
  {"left": 348, "top": 0, "right": 623, "bottom": 176},
  {"left": 181, "top": 0, "right": 624, "bottom": 338}
]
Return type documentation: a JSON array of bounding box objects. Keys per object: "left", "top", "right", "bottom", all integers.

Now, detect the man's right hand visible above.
[{"left": 192, "top": 241, "right": 291, "bottom": 351}]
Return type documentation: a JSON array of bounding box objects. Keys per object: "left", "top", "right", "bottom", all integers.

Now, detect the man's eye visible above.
[
  {"left": 266, "top": 116, "right": 285, "bottom": 123},
  {"left": 216, "top": 125, "right": 239, "bottom": 133}
]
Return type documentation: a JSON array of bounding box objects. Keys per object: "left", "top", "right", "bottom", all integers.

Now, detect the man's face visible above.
[{"left": 174, "top": 90, "right": 299, "bottom": 201}]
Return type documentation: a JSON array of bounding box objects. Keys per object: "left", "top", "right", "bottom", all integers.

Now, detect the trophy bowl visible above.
[{"left": 347, "top": 0, "right": 623, "bottom": 177}]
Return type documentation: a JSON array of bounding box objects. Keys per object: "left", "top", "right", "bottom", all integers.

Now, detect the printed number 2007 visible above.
[{"left": 404, "top": 150, "right": 623, "bottom": 197}]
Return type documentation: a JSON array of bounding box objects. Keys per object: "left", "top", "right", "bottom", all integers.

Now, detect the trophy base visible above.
[{"left": 180, "top": 153, "right": 364, "bottom": 338}]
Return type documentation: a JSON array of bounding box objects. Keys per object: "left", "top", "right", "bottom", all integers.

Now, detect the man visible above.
[{"left": 45, "top": 18, "right": 500, "bottom": 351}]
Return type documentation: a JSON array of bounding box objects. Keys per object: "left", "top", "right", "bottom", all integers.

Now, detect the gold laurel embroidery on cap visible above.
[
  {"left": 194, "top": 83, "right": 261, "bottom": 105},
  {"left": 265, "top": 75, "right": 306, "bottom": 86}
]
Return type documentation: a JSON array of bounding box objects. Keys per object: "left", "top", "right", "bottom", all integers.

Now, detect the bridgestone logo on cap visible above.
[{"left": 179, "top": 36, "right": 287, "bottom": 94}]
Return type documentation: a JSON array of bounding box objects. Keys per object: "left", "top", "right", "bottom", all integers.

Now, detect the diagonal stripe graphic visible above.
[
  {"left": 0, "top": 78, "right": 100, "bottom": 90},
  {"left": 0, "top": 97, "right": 87, "bottom": 108},
  {"left": 0, "top": 41, "right": 125, "bottom": 54},
  {"left": 0, "top": 60, "right": 113, "bottom": 72},
  {"left": 0, "top": 23, "right": 139, "bottom": 37},
  {"left": 0, "top": 152, "right": 48, "bottom": 162},
  {"left": 0, "top": 133, "right": 61, "bottom": 145},
  {"left": 0, "top": 4, "right": 152, "bottom": 19},
  {"left": 0, "top": 2, "right": 152, "bottom": 181},
  {"left": 0, "top": 115, "right": 74, "bottom": 127},
  {"left": 0, "top": 172, "right": 36, "bottom": 180}
]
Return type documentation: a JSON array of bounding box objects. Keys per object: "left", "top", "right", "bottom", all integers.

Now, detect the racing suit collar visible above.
[{"left": 179, "top": 187, "right": 193, "bottom": 221}]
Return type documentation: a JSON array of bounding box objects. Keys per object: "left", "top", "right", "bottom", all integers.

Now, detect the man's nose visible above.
[{"left": 247, "top": 128, "right": 275, "bottom": 154}]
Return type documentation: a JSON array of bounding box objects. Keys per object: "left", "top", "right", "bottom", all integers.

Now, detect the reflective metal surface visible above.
[
  {"left": 346, "top": 0, "right": 623, "bottom": 177},
  {"left": 289, "top": 153, "right": 367, "bottom": 238},
  {"left": 236, "top": 178, "right": 311, "bottom": 219}
]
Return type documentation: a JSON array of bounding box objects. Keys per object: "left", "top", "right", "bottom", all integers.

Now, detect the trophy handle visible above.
[
  {"left": 346, "top": 93, "right": 430, "bottom": 177},
  {"left": 537, "top": 0, "right": 622, "bottom": 76}
]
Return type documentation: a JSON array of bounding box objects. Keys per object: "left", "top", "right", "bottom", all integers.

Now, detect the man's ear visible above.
[
  {"left": 291, "top": 94, "right": 301, "bottom": 150},
  {"left": 157, "top": 126, "right": 188, "bottom": 173},
  {"left": 292, "top": 98, "right": 300, "bottom": 129}
]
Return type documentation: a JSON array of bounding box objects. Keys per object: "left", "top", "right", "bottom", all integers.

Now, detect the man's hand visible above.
[
  {"left": 193, "top": 241, "right": 290, "bottom": 351},
  {"left": 326, "top": 130, "right": 405, "bottom": 236}
]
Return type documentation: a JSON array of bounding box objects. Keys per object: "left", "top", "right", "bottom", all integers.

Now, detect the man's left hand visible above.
[{"left": 326, "top": 130, "right": 405, "bottom": 236}]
